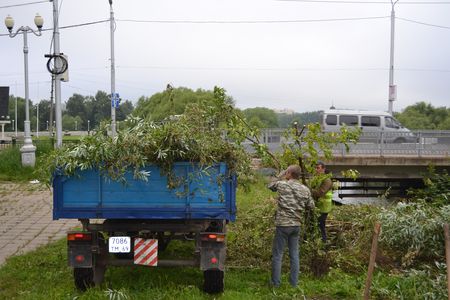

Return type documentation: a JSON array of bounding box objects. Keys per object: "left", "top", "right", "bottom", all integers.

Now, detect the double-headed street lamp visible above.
[{"left": 4, "top": 14, "right": 44, "bottom": 167}]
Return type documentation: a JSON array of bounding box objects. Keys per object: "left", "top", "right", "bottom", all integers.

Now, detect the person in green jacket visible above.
[{"left": 311, "top": 161, "right": 333, "bottom": 242}]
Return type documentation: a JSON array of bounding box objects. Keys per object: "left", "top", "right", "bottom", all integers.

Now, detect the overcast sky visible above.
[{"left": 1, "top": 0, "right": 449, "bottom": 113}]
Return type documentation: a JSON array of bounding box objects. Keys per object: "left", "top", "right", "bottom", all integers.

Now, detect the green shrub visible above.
[
  {"left": 378, "top": 203, "right": 449, "bottom": 266},
  {"left": 372, "top": 262, "right": 447, "bottom": 300},
  {"left": 408, "top": 167, "right": 450, "bottom": 206},
  {"left": 327, "top": 205, "right": 381, "bottom": 273}
]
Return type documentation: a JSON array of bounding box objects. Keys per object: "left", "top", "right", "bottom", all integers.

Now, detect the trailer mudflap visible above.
[
  {"left": 67, "top": 232, "right": 93, "bottom": 268},
  {"left": 199, "top": 232, "right": 226, "bottom": 271},
  {"left": 68, "top": 244, "right": 93, "bottom": 268}
]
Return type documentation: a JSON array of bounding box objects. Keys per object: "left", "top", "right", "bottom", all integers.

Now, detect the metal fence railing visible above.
[
  {"left": 244, "top": 129, "right": 450, "bottom": 157},
  {"left": 0, "top": 138, "right": 80, "bottom": 152},
  {"left": 2, "top": 130, "right": 449, "bottom": 157}
]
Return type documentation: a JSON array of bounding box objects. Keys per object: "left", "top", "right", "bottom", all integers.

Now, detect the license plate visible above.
[{"left": 109, "top": 236, "right": 131, "bottom": 253}]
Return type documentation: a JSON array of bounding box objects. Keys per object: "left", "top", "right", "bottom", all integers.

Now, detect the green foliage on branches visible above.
[
  {"left": 36, "top": 87, "right": 256, "bottom": 186},
  {"left": 408, "top": 167, "right": 450, "bottom": 206},
  {"left": 134, "top": 86, "right": 234, "bottom": 122},
  {"left": 277, "top": 111, "right": 320, "bottom": 128},
  {"left": 242, "top": 107, "right": 279, "bottom": 128},
  {"left": 273, "top": 123, "right": 360, "bottom": 182},
  {"left": 378, "top": 202, "right": 450, "bottom": 267},
  {"left": 62, "top": 91, "right": 133, "bottom": 130},
  {"left": 372, "top": 263, "right": 448, "bottom": 300},
  {"left": 395, "top": 102, "right": 450, "bottom": 130},
  {"left": 228, "top": 178, "right": 382, "bottom": 274}
]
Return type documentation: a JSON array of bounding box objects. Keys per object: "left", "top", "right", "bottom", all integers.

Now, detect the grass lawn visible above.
[{"left": 0, "top": 238, "right": 365, "bottom": 300}]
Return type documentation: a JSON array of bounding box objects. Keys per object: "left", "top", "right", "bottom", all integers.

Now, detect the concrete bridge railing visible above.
[{"left": 246, "top": 129, "right": 450, "bottom": 158}]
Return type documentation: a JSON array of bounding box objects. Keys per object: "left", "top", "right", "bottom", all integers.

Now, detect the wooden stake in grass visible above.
[
  {"left": 444, "top": 224, "right": 450, "bottom": 300},
  {"left": 364, "top": 222, "right": 381, "bottom": 300}
]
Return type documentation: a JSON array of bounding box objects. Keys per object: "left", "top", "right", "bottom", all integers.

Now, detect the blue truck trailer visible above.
[{"left": 53, "top": 162, "right": 237, "bottom": 293}]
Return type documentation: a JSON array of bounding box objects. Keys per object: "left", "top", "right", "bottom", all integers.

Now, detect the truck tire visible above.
[
  {"left": 203, "top": 269, "right": 224, "bottom": 294},
  {"left": 74, "top": 268, "right": 94, "bottom": 291}
]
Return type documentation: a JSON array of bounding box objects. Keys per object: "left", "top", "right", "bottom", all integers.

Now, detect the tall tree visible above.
[
  {"left": 37, "top": 100, "right": 52, "bottom": 131},
  {"left": 62, "top": 114, "right": 83, "bottom": 131},
  {"left": 8, "top": 95, "right": 27, "bottom": 132},
  {"left": 134, "top": 86, "right": 234, "bottom": 121},
  {"left": 116, "top": 100, "right": 134, "bottom": 121},
  {"left": 242, "top": 107, "right": 278, "bottom": 128},
  {"left": 395, "top": 102, "right": 450, "bottom": 130},
  {"left": 84, "top": 91, "right": 111, "bottom": 129},
  {"left": 66, "top": 93, "right": 87, "bottom": 121},
  {"left": 278, "top": 111, "right": 320, "bottom": 128}
]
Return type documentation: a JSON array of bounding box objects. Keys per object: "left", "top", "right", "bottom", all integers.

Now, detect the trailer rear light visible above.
[
  {"left": 75, "top": 255, "right": 85, "bottom": 263},
  {"left": 67, "top": 232, "right": 92, "bottom": 241},
  {"left": 201, "top": 233, "right": 225, "bottom": 242}
]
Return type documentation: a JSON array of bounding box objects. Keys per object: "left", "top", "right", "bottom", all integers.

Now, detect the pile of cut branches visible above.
[{"left": 36, "top": 87, "right": 256, "bottom": 186}]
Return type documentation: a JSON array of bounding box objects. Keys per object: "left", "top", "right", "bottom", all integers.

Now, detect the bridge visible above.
[{"left": 250, "top": 129, "right": 450, "bottom": 199}]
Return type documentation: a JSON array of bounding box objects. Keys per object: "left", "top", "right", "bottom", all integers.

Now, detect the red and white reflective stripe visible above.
[{"left": 134, "top": 238, "right": 158, "bottom": 266}]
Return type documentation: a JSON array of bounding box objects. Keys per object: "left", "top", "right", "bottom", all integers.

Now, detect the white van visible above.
[{"left": 320, "top": 109, "right": 416, "bottom": 143}]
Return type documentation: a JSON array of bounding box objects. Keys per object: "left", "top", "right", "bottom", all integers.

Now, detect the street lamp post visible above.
[
  {"left": 388, "top": 0, "right": 399, "bottom": 115},
  {"left": 87, "top": 120, "right": 90, "bottom": 135},
  {"left": 4, "top": 14, "right": 44, "bottom": 167}
]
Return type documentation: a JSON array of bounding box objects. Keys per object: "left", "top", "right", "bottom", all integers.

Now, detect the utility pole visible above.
[
  {"left": 388, "top": 0, "right": 399, "bottom": 115},
  {"left": 52, "top": 0, "right": 63, "bottom": 147},
  {"left": 49, "top": 75, "right": 54, "bottom": 137},
  {"left": 36, "top": 103, "right": 39, "bottom": 137},
  {"left": 109, "top": 0, "right": 117, "bottom": 137},
  {"left": 14, "top": 82, "right": 17, "bottom": 137}
]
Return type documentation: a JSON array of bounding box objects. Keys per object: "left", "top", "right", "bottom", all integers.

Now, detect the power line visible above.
[
  {"left": 1, "top": 15, "right": 448, "bottom": 37},
  {"left": 278, "top": 0, "right": 450, "bottom": 4},
  {"left": 116, "top": 65, "right": 450, "bottom": 72},
  {"left": 397, "top": 17, "right": 450, "bottom": 30},
  {"left": 55, "top": 19, "right": 109, "bottom": 30},
  {"left": 1, "top": 15, "right": 388, "bottom": 38},
  {"left": 116, "top": 15, "right": 389, "bottom": 24},
  {"left": 0, "top": 15, "right": 448, "bottom": 39},
  {"left": 0, "top": 0, "right": 48, "bottom": 9},
  {"left": 0, "top": 19, "right": 110, "bottom": 37}
]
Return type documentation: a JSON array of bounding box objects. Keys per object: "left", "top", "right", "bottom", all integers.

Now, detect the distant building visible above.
[{"left": 273, "top": 108, "right": 295, "bottom": 115}]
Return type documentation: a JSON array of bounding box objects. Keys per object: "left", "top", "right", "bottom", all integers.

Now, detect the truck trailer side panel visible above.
[{"left": 53, "top": 162, "right": 236, "bottom": 221}]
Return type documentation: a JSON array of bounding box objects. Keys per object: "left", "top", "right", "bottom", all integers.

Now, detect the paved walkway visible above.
[{"left": 0, "top": 182, "right": 79, "bottom": 265}]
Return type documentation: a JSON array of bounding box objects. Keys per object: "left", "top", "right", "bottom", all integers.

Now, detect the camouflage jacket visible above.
[{"left": 268, "top": 179, "right": 315, "bottom": 227}]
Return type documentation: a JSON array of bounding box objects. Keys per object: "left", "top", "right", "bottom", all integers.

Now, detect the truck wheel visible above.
[
  {"left": 74, "top": 268, "right": 94, "bottom": 291},
  {"left": 203, "top": 269, "right": 224, "bottom": 294}
]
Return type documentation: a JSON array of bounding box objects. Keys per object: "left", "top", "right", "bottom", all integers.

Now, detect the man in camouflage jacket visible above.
[{"left": 268, "top": 165, "right": 315, "bottom": 287}]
